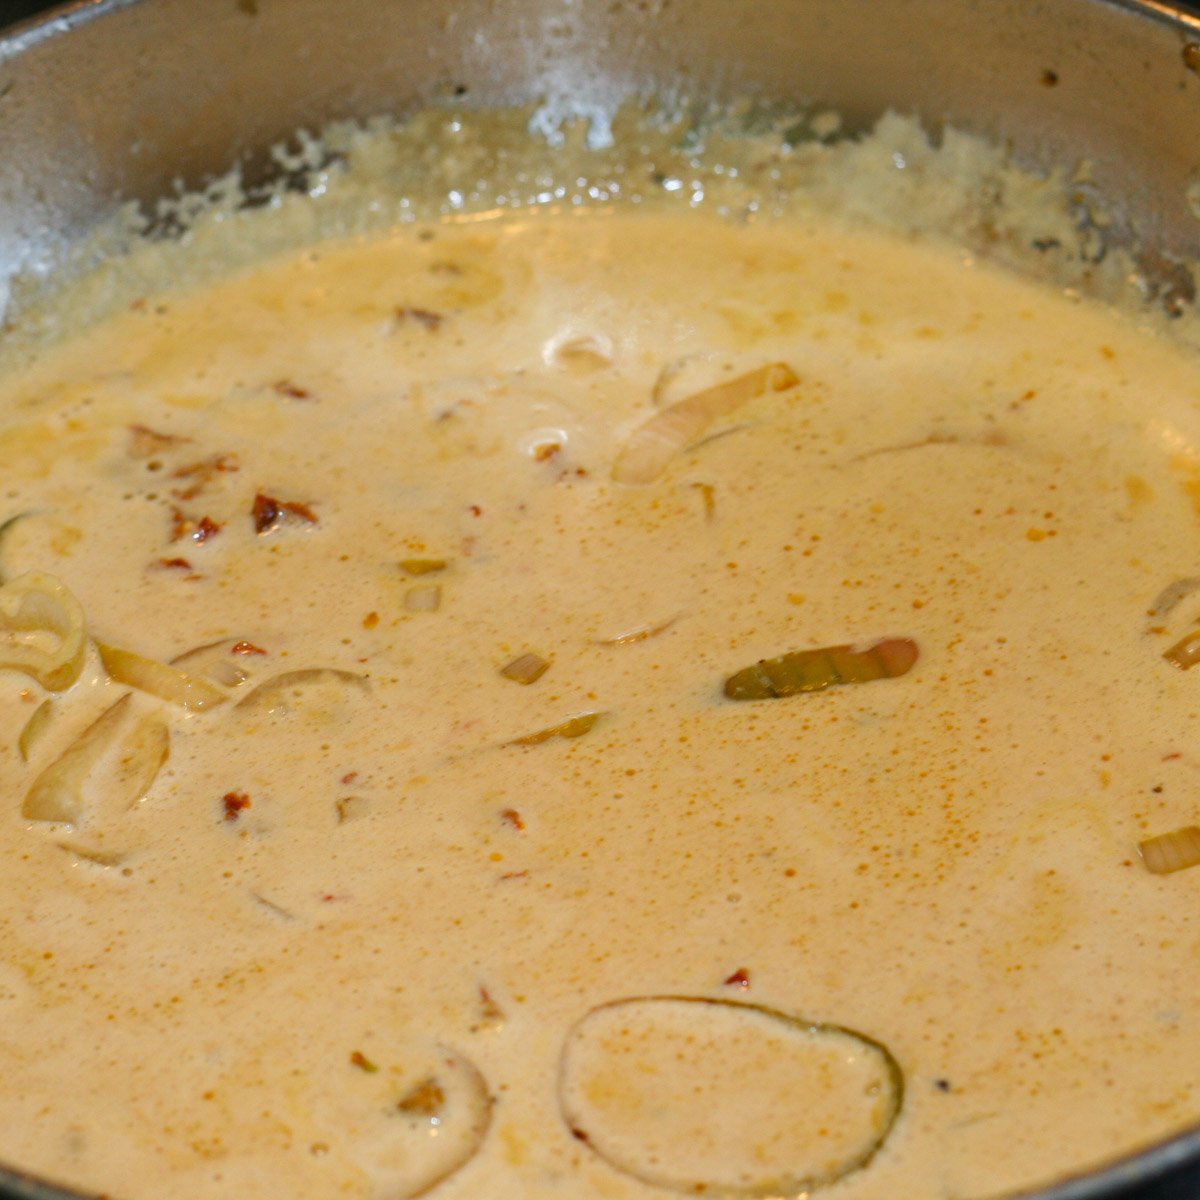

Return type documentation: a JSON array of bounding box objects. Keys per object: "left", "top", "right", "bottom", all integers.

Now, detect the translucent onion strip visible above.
[
  {"left": 724, "top": 638, "right": 919, "bottom": 701},
  {"left": 597, "top": 616, "right": 679, "bottom": 647},
  {"left": 1163, "top": 630, "right": 1200, "bottom": 670},
  {"left": 96, "top": 642, "right": 228, "bottom": 712},
  {"left": 235, "top": 668, "right": 369, "bottom": 713},
  {"left": 559, "top": 995, "right": 903, "bottom": 1196},
  {"left": 509, "top": 712, "right": 602, "bottom": 746},
  {"left": 328, "top": 1043, "right": 493, "bottom": 1200},
  {"left": 171, "top": 638, "right": 255, "bottom": 688},
  {"left": 613, "top": 362, "right": 799, "bottom": 485},
  {"left": 115, "top": 713, "right": 171, "bottom": 809},
  {"left": 499, "top": 652, "right": 551, "bottom": 685},
  {"left": 22, "top": 698, "right": 129, "bottom": 824},
  {"left": 17, "top": 699, "right": 54, "bottom": 761},
  {"left": 0, "top": 570, "right": 88, "bottom": 692},
  {"left": 400, "top": 558, "right": 448, "bottom": 576},
  {"left": 1139, "top": 826, "right": 1200, "bottom": 875},
  {"left": 0, "top": 511, "right": 32, "bottom": 585},
  {"left": 405, "top": 584, "right": 443, "bottom": 613}
]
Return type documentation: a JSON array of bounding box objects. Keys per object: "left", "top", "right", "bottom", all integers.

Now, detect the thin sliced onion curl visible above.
[
  {"left": 1139, "top": 826, "right": 1200, "bottom": 875},
  {"left": 96, "top": 642, "right": 228, "bottom": 712},
  {"left": 235, "top": 668, "right": 369, "bottom": 714},
  {"left": 116, "top": 713, "right": 171, "bottom": 809},
  {"left": 400, "top": 558, "right": 449, "bottom": 576},
  {"left": 0, "top": 571, "right": 88, "bottom": 692},
  {"left": 559, "top": 995, "right": 903, "bottom": 1196},
  {"left": 499, "top": 652, "right": 551, "bottom": 685},
  {"left": 613, "top": 362, "right": 799, "bottom": 485},
  {"left": 1163, "top": 630, "right": 1200, "bottom": 670},
  {"left": 405, "top": 584, "right": 442, "bottom": 613},
  {"left": 18, "top": 699, "right": 54, "bottom": 761},
  {"left": 171, "top": 638, "right": 257, "bottom": 687},
  {"left": 329, "top": 1043, "right": 492, "bottom": 1199},
  {"left": 509, "top": 712, "right": 602, "bottom": 746},
  {"left": 22, "top": 698, "right": 129, "bottom": 823},
  {"left": 597, "top": 616, "right": 679, "bottom": 647}
]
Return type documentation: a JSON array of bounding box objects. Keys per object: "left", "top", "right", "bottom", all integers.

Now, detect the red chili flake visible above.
[
  {"left": 1163, "top": 752, "right": 1183, "bottom": 761},
  {"left": 349, "top": 1050, "right": 379, "bottom": 1073},
  {"left": 341, "top": 772, "right": 358, "bottom": 785},
  {"left": 170, "top": 508, "right": 222, "bottom": 543},
  {"left": 193, "top": 516, "right": 221, "bottom": 543},
  {"left": 272, "top": 379, "right": 312, "bottom": 400},
  {"left": 500, "top": 808, "right": 525, "bottom": 831},
  {"left": 320, "top": 893, "right": 349, "bottom": 903},
  {"left": 222, "top": 792, "right": 251, "bottom": 822},
  {"left": 394, "top": 306, "right": 444, "bottom": 331},
  {"left": 231, "top": 641, "right": 267, "bottom": 656},
  {"left": 155, "top": 557, "right": 194, "bottom": 571},
  {"left": 722, "top": 968, "right": 751, "bottom": 990},
  {"left": 532, "top": 442, "right": 561, "bottom": 462},
  {"left": 499, "top": 870, "right": 530, "bottom": 881},
  {"left": 468, "top": 504, "right": 483, "bottom": 517},
  {"left": 253, "top": 492, "right": 319, "bottom": 534}
]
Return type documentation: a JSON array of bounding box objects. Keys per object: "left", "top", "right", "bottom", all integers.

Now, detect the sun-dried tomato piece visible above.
[
  {"left": 253, "top": 492, "right": 319, "bottom": 534},
  {"left": 222, "top": 791, "right": 251, "bottom": 822}
]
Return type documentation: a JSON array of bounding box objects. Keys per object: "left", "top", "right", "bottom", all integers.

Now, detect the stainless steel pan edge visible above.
[
  {"left": 1, "top": 0, "right": 1200, "bottom": 310},
  {"left": 1, "top": 2, "right": 1200, "bottom": 1198}
]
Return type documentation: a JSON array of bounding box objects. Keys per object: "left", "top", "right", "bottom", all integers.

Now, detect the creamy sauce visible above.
[{"left": 2, "top": 180, "right": 1200, "bottom": 1200}]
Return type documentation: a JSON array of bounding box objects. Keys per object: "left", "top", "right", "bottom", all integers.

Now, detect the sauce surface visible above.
[{"left": 2, "top": 199, "right": 1200, "bottom": 1200}]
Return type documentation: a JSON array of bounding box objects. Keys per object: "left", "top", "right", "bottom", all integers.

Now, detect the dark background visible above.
[{"left": 1, "top": 0, "right": 1200, "bottom": 1198}]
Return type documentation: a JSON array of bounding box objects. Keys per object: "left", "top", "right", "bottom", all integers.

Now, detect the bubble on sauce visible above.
[{"left": 558, "top": 996, "right": 903, "bottom": 1195}]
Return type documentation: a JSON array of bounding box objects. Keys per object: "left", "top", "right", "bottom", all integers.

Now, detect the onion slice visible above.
[
  {"left": 22, "top": 698, "right": 129, "bottom": 824},
  {"left": 96, "top": 641, "right": 228, "bottom": 712},
  {"left": 499, "top": 652, "right": 551, "bottom": 685},
  {"left": 405, "top": 584, "right": 442, "bottom": 613},
  {"left": 559, "top": 995, "right": 903, "bottom": 1196},
  {"left": 509, "top": 712, "right": 602, "bottom": 746},
  {"left": 724, "top": 637, "right": 919, "bottom": 701},
  {"left": 327, "top": 1043, "right": 492, "bottom": 1199},
  {"left": 116, "top": 713, "right": 171, "bottom": 809},
  {"left": 400, "top": 558, "right": 448, "bottom": 576},
  {"left": 235, "top": 668, "right": 369, "bottom": 713},
  {"left": 1139, "top": 826, "right": 1200, "bottom": 875},
  {"left": 0, "top": 511, "right": 33, "bottom": 585},
  {"left": 0, "top": 570, "right": 88, "bottom": 692},
  {"left": 597, "top": 616, "right": 679, "bottom": 647},
  {"left": 613, "top": 362, "right": 798, "bottom": 485},
  {"left": 18, "top": 699, "right": 55, "bottom": 761},
  {"left": 171, "top": 638, "right": 255, "bottom": 687},
  {"left": 1163, "top": 630, "right": 1200, "bottom": 670}
]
